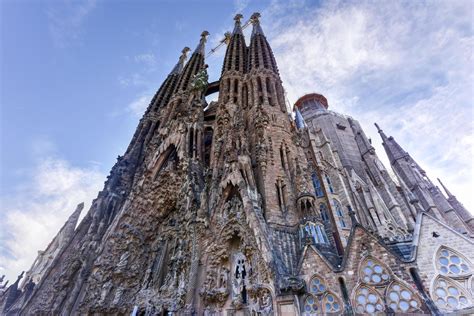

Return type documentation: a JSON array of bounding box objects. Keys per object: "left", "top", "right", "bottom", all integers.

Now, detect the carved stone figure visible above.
[{"left": 5, "top": 11, "right": 472, "bottom": 316}]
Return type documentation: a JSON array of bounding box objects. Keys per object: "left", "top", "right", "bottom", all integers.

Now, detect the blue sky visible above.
[{"left": 1, "top": 0, "right": 473, "bottom": 282}]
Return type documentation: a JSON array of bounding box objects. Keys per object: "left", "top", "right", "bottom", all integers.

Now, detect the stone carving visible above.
[{"left": 4, "top": 12, "right": 469, "bottom": 316}]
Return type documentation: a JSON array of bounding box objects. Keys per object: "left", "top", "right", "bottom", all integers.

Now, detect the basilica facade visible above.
[{"left": 1, "top": 13, "right": 473, "bottom": 315}]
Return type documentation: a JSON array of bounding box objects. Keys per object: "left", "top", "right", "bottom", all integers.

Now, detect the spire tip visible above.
[
  {"left": 234, "top": 13, "right": 243, "bottom": 22},
  {"left": 374, "top": 122, "right": 382, "bottom": 132},
  {"left": 250, "top": 12, "right": 261, "bottom": 24}
]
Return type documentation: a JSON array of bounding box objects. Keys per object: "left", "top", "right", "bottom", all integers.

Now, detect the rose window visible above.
[
  {"left": 309, "top": 276, "right": 326, "bottom": 294},
  {"left": 386, "top": 282, "right": 420, "bottom": 312},
  {"left": 360, "top": 258, "right": 391, "bottom": 285},
  {"left": 436, "top": 248, "right": 471, "bottom": 276},
  {"left": 323, "top": 292, "right": 342, "bottom": 313},
  {"left": 354, "top": 286, "right": 384, "bottom": 314},
  {"left": 432, "top": 277, "right": 470, "bottom": 310},
  {"left": 302, "top": 295, "right": 319, "bottom": 315}
]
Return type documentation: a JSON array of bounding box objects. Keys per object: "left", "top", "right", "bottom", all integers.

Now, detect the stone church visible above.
[{"left": 1, "top": 13, "right": 473, "bottom": 315}]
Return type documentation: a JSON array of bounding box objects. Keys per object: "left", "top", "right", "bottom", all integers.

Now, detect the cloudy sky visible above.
[{"left": 0, "top": 0, "right": 472, "bottom": 282}]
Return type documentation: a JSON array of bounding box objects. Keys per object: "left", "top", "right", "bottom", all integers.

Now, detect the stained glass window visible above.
[
  {"left": 302, "top": 295, "right": 319, "bottom": 315},
  {"left": 359, "top": 258, "right": 391, "bottom": 285},
  {"left": 309, "top": 276, "right": 327, "bottom": 294},
  {"left": 319, "top": 203, "right": 329, "bottom": 221},
  {"left": 323, "top": 292, "right": 342, "bottom": 313},
  {"left": 312, "top": 173, "right": 324, "bottom": 197},
  {"left": 432, "top": 277, "right": 471, "bottom": 310},
  {"left": 332, "top": 199, "right": 347, "bottom": 228},
  {"left": 354, "top": 286, "right": 384, "bottom": 314},
  {"left": 325, "top": 174, "right": 334, "bottom": 193},
  {"left": 386, "top": 282, "right": 420, "bottom": 312},
  {"left": 300, "top": 222, "right": 329, "bottom": 245},
  {"left": 436, "top": 247, "right": 471, "bottom": 276}
]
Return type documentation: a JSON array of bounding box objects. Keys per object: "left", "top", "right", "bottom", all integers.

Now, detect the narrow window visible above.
[
  {"left": 319, "top": 203, "right": 329, "bottom": 221},
  {"left": 325, "top": 174, "right": 334, "bottom": 193},
  {"left": 333, "top": 200, "right": 347, "bottom": 228},
  {"left": 312, "top": 173, "right": 324, "bottom": 197}
]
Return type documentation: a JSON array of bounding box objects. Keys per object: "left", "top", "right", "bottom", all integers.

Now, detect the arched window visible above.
[
  {"left": 325, "top": 174, "right": 334, "bottom": 193},
  {"left": 386, "top": 281, "right": 421, "bottom": 313},
  {"left": 435, "top": 247, "right": 472, "bottom": 276},
  {"left": 319, "top": 203, "right": 329, "bottom": 221},
  {"left": 353, "top": 286, "right": 384, "bottom": 314},
  {"left": 332, "top": 199, "right": 347, "bottom": 228},
  {"left": 431, "top": 276, "right": 471, "bottom": 311},
  {"left": 311, "top": 173, "right": 324, "bottom": 197},
  {"left": 309, "top": 275, "right": 327, "bottom": 295},
  {"left": 323, "top": 291, "right": 342, "bottom": 313},
  {"left": 302, "top": 294, "right": 319, "bottom": 315},
  {"left": 300, "top": 222, "right": 329, "bottom": 245},
  {"left": 359, "top": 257, "right": 391, "bottom": 285}
]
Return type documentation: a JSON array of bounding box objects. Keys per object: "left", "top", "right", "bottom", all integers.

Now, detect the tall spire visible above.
[
  {"left": 375, "top": 123, "right": 408, "bottom": 164},
  {"left": 250, "top": 12, "right": 265, "bottom": 36},
  {"left": 194, "top": 30, "right": 209, "bottom": 55},
  {"left": 171, "top": 47, "right": 191, "bottom": 74},
  {"left": 222, "top": 14, "right": 247, "bottom": 74},
  {"left": 248, "top": 12, "right": 279, "bottom": 73},
  {"left": 233, "top": 13, "right": 244, "bottom": 35},
  {"left": 177, "top": 31, "right": 208, "bottom": 92}
]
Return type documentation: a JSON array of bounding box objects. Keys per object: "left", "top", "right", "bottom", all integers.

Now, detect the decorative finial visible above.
[
  {"left": 201, "top": 30, "right": 210, "bottom": 39},
  {"left": 374, "top": 122, "right": 382, "bottom": 132},
  {"left": 250, "top": 12, "right": 261, "bottom": 24},
  {"left": 234, "top": 13, "right": 243, "bottom": 23},
  {"left": 182, "top": 46, "right": 191, "bottom": 55}
]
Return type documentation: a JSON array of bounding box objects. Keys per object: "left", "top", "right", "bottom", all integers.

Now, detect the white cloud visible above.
[
  {"left": 264, "top": 0, "right": 474, "bottom": 212},
  {"left": 127, "top": 94, "right": 152, "bottom": 117},
  {"left": 133, "top": 53, "right": 158, "bottom": 68},
  {"left": 0, "top": 157, "right": 104, "bottom": 283},
  {"left": 46, "top": 0, "right": 97, "bottom": 48}
]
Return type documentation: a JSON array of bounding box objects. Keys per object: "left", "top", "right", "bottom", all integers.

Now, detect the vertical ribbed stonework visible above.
[
  {"left": 218, "top": 14, "right": 247, "bottom": 106},
  {"left": 247, "top": 12, "right": 285, "bottom": 111},
  {"left": 124, "top": 47, "right": 190, "bottom": 165},
  {"left": 176, "top": 31, "right": 208, "bottom": 93}
]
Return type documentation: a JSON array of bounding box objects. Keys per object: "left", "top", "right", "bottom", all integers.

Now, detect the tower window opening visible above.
[
  {"left": 312, "top": 173, "right": 324, "bottom": 197},
  {"left": 333, "top": 199, "right": 347, "bottom": 228},
  {"left": 325, "top": 174, "right": 335, "bottom": 193},
  {"left": 280, "top": 146, "right": 286, "bottom": 171},
  {"left": 300, "top": 221, "right": 329, "bottom": 245},
  {"left": 319, "top": 203, "right": 329, "bottom": 222},
  {"left": 203, "top": 127, "right": 213, "bottom": 167}
]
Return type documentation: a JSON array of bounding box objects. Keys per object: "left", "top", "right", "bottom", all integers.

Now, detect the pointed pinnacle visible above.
[
  {"left": 437, "top": 178, "right": 454, "bottom": 198},
  {"left": 250, "top": 12, "right": 261, "bottom": 24},
  {"left": 374, "top": 122, "right": 382, "bottom": 132},
  {"left": 194, "top": 31, "right": 209, "bottom": 55},
  {"left": 234, "top": 13, "right": 243, "bottom": 23},
  {"left": 201, "top": 30, "right": 210, "bottom": 39}
]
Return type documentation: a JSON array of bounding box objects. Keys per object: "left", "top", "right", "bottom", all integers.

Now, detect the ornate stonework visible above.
[{"left": 1, "top": 12, "right": 473, "bottom": 316}]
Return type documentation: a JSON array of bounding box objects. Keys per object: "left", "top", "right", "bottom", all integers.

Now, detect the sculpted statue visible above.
[
  {"left": 188, "top": 64, "right": 209, "bottom": 104},
  {"left": 99, "top": 280, "right": 113, "bottom": 305}
]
